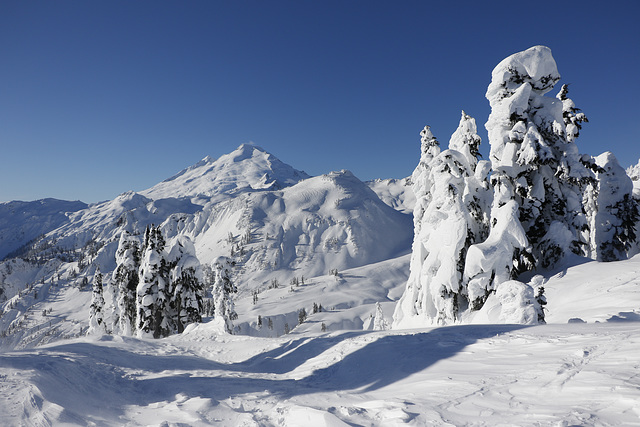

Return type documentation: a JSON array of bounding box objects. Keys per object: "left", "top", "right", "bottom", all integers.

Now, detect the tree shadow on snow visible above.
[
  {"left": 284, "top": 324, "right": 530, "bottom": 395},
  {"left": 237, "top": 331, "right": 367, "bottom": 374},
  {"left": 0, "top": 324, "right": 529, "bottom": 424}
]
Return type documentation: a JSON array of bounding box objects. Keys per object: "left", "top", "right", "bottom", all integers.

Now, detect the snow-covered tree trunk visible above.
[{"left": 88, "top": 270, "right": 107, "bottom": 335}]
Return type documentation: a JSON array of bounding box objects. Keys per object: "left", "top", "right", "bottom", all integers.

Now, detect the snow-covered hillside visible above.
[
  {"left": 0, "top": 199, "right": 87, "bottom": 260},
  {"left": 1, "top": 141, "right": 640, "bottom": 425},
  {"left": 366, "top": 177, "right": 415, "bottom": 214}
]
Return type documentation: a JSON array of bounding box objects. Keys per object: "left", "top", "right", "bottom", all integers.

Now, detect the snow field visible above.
[{"left": 1, "top": 322, "right": 638, "bottom": 426}]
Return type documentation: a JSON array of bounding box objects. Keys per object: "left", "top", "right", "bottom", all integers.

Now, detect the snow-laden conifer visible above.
[
  {"left": 392, "top": 126, "right": 440, "bottom": 327},
  {"left": 557, "top": 84, "right": 588, "bottom": 143},
  {"left": 590, "top": 152, "right": 639, "bottom": 261},
  {"left": 394, "top": 117, "right": 490, "bottom": 327},
  {"left": 112, "top": 231, "right": 140, "bottom": 336},
  {"left": 167, "top": 235, "right": 204, "bottom": 333},
  {"left": 478, "top": 45, "right": 592, "bottom": 277},
  {"left": 372, "top": 302, "right": 388, "bottom": 331},
  {"left": 449, "top": 111, "right": 482, "bottom": 169},
  {"left": 626, "top": 159, "right": 640, "bottom": 182},
  {"left": 137, "top": 225, "right": 170, "bottom": 338},
  {"left": 212, "top": 257, "right": 237, "bottom": 334},
  {"left": 88, "top": 269, "right": 106, "bottom": 335}
]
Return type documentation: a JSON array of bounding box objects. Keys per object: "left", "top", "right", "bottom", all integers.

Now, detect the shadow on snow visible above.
[{"left": 0, "top": 324, "right": 528, "bottom": 424}]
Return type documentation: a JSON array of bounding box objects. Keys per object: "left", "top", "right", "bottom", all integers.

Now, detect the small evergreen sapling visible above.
[{"left": 373, "top": 302, "right": 389, "bottom": 331}]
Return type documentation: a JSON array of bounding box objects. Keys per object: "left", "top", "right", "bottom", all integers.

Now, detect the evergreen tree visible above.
[
  {"left": 212, "top": 258, "right": 237, "bottom": 334},
  {"left": 557, "top": 84, "right": 588, "bottom": 143},
  {"left": 394, "top": 116, "right": 490, "bottom": 327},
  {"left": 449, "top": 110, "right": 482, "bottom": 169},
  {"left": 373, "top": 302, "right": 388, "bottom": 331},
  {"left": 392, "top": 126, "right": 440, "bottom": 328},
  {"left": 112, "top": 231, "right": 140, "bottom": 336},
  {"left": 88, "top": 269, "right": 106, "bottom": 335},
  {"left": 473, "top": 46, "right": 592, "bottom": 285},
  {"left": 591, "top": 152, "right": 639, "bottom": 261},
  {"left": 167, "top": 235, "right": 204, "bottom": 333},
  {"left": 298, "top": 308, "right": 307, "bottom": 325},
  {"left": 137, "top": 225, "right": 170, "bottom": 338}
]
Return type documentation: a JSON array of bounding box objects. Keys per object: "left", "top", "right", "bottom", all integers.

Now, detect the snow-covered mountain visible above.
[
  {"left": 0, "top": 144, "right": 413, "bottom": 346},
  {"left": 141, "top": 143, "right": 310, "bottom": 202},
  {"left": 0, "top": 199, "right": 87, "bottom": 260}
]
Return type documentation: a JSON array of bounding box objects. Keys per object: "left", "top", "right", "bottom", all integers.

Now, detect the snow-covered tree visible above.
[
  {"left": 167, "top": 235, "right": 204, "bottom": 333},
  {"left": 112, "top": 231, "right": 140, "bottom": 336},
  {"left": 479, "top": 45, "right": 593, "bottom": 276},
  {"left": 394, "top": 117, "right": 490, "bottom": 327},
  {"left": 411, "top": 126, "right": 441, "bottom": 235},
  {"left": 590, "top": 152, "right": 639, "bottom": 261},
  {"left": 449, "top": 110, "right": 482, "bottom": 169},
  {"left": 88, "top": 269, "right": 106, "bottom": 335},
  {"left": 626, "top": 159, "right": 640, "bottom": 182},
  {"left": 372, "top": 302, "right": 388, "bottom": 331},
  {"left": 137, "top": 225, "right": 170, "bottom": 338},
  {"left": 557, "top": 84, "right": 588, "bottom": 143},
  {"left": 392, "top": 126, "right": 440, "bottom": 328},
  {"left": 212, "top": 257, "right": 237, "bottom": 334}
]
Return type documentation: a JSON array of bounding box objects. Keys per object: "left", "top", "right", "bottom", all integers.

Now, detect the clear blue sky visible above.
[{"left": 2, "top": 1, "right": 639, "bottom": 203}]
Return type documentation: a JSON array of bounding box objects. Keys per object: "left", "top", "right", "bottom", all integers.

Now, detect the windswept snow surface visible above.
[{"left": 1, "top": 323, "right": 638, "bottom": 426}]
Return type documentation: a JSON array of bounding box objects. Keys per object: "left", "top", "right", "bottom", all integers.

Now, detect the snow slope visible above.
[
  {"left": 366, "top": 178, "right": 415, "bottom": 214},
  {"left": 0, "top": 145, "right": 413, "bottom": 341},
  {"left": 0, "top": 199, "right": 87, "bottom": 260}
]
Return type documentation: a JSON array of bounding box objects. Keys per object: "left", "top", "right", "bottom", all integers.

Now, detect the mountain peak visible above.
[{"left": 142, "top": 145, "right": 310, "bottom": 201}]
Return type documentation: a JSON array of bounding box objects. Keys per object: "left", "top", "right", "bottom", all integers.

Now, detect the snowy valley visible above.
[{"left": 1, "top": 46, "right": 640, "bottom": 426}]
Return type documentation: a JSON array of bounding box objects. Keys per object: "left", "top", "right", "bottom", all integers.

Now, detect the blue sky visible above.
[{"left": 1, "top": 1, "right": 639, "bottom": 203}]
